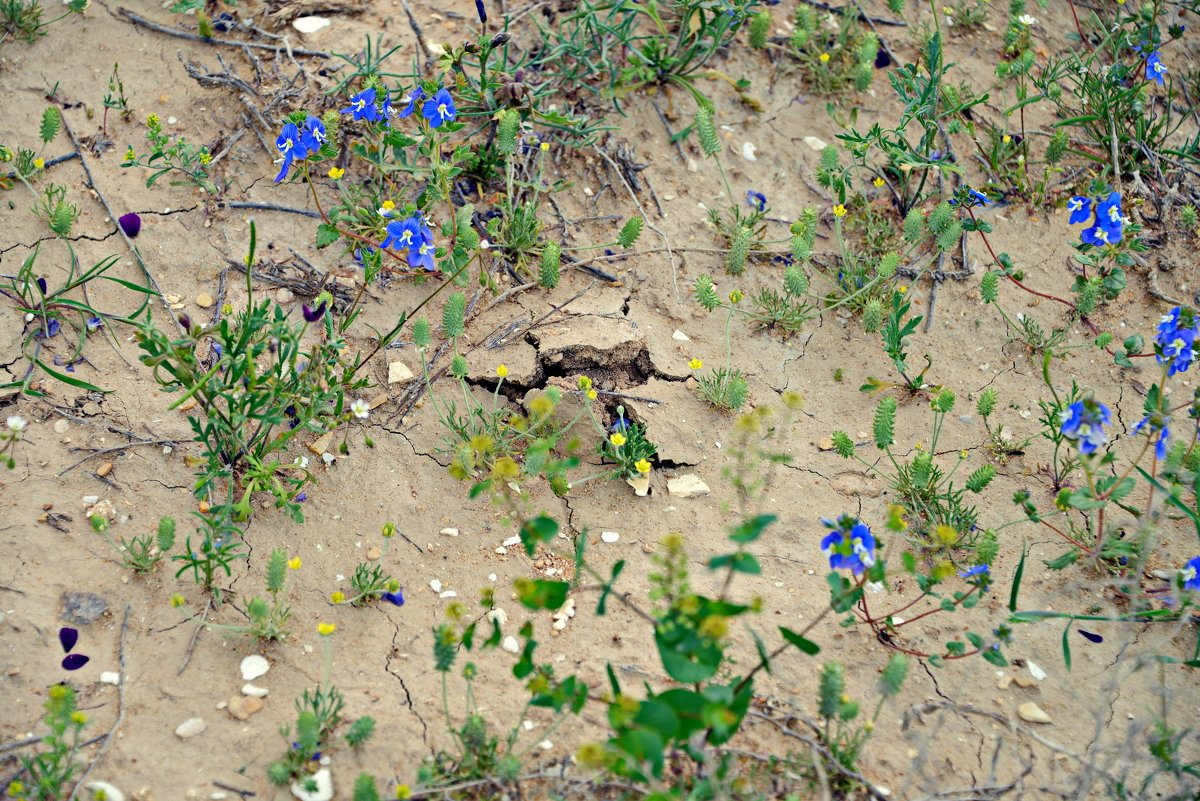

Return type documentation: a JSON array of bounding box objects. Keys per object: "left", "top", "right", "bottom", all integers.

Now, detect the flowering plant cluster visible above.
[{"left": 1067, "top": 189, "right": 1127, "bottom": 247}]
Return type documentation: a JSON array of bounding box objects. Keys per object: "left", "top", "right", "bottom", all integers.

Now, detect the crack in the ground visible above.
[
  {"left": 920, "top": 660, "right": 950, "bottom": 701},
  {"left": 384, "top": 614, "right": 431, "bottom": 752},
  {"left": 780, "top": 462, "right": 830, "bottom": 481},
  {"left": 0, "top": 207, "right": 200, "bottom": 254}
]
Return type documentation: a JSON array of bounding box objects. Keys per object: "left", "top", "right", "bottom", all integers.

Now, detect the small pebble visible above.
[
  {"left": 429, "top": 579, "right": 443, "bottom": 593},
  {"left": 366, "top": 546, "right": 382, "bottom": 560},
  {"left": 99, "top": 671, "right": 120, "bottom": 685},
  {"left": 240, "top": 654, "right": 270, "bottom": 681},
  {"left": 175, "top": 717, "right": 206, "bottom": 739},
  {"left": 502, "top": 636, "right": 520, "bottom": 654},
  {"left": 54, "top": 419, "right": 70, "bottom": 434},
  {"left": 195, "top": 292, "right": 214, "bottom": 309},
  {"left": 440, "top": 528, "right": 460, "bottom": 537},
  {"left": 242, "top": 684, "right": 269, "bottom": 697},
  {"left": 291, "top": 16, "right": 331, "bottom": 34},
  {"left": 227, "top": 695, "right": 264, "bottom": 720},
  {"left": 1018, "top": 702, "right": 1052, "bottom": 724},
  {"left": 601, "top": 531, "right": 620, "bottom": 543}
]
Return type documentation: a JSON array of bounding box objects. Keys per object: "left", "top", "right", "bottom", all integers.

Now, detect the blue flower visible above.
[
  {"left": 422, "top": 88, "right": 457, "bottom": 128},
  {"left": 1093, "top": 191, "right": 1125, "bottom": 241},
  {"left": 300, "top": 115, "right": 327, "bottom": 152},
  {"left": 397, "top": 87, "right": 424, "bottom": 118},
  {"left": 820, "top": 516, "right": 876, "bottom": 576},
  {"left": 1146, "top": 51, "right": 1166, "bottom": 85},
  {"left": 958, "top": 564, "right": 988, "bottom": 579},
  {"left": 409, "top": 238, "right": 437, "bottom": 272},
  {"left": 382, "top": 590, "right": 405, "bottom": 606},
  {"left": 341, "top": 88, "right": 382, "bottom": 122},
  {"left": 1178, "top": 556, "right": 1200, "bottom": 590},
  {"left": 85, "top": 316, "right": 103, "bottom": 332},
  {"left": 118, "top": 212, "right": 142, "bottom": 238},
  {"left": 382, "top": 216, "right": 421, "bottom": 251},
  {"left": 1133, "top": 414, "right": 1170, "bottom": 460},
  {"left": 302, "top": 301, "right": 327, "bottom": 323},
  {"left": 35, "top": 318, "right": 60, "bottom": 338},
  {"left": 746, "top": 190, "right": 767, "bottom": 212},
  {"left": 1059, "top": 399, "right": 1111, "bottom": 455},
  {"left": 1155, "top": 307, "right": 1200, "bottom": 376},
  {"left": 950, "top": 188, "right": 991, "bottom": 208},
  {"left": 274, "top": 122, "right": 305, "bottom": 183},
  {"left": 1066, "top": 196, "right": 1092, "bottom": 225}
]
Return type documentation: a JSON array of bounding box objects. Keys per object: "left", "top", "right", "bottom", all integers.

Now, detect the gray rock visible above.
[{"left": 61, "top": 592, "right": 108, "bottom": 625}]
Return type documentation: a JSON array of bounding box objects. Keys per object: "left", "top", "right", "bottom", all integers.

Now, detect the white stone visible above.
[
  {"left": 502, "top": 636, "right": 520, "bottom": 654},
  {"left": 667, "top": 474, "right": 711, "bottom": 498},
  {"left": 290, "top": 767, "right": 334, "bottom": 801},
  {"left": 487, "top": 608, "right": 508, "bottom": 626},
  {"left": 440, "top": 528, "right": 460, "bottom": 537},
  {"left": 539, "top": 740, "right": 554, "bottom": 751},
  {"left": 291, "top": 16, "right": 331, "bottom": 34},
  {"left": 84, "top": 782, "right": 125, "bottom": 801},
  {"left": 388, "top": 361, "right": 415, "bottom": 384},
  {"left": 601, "top": 531, "right": 620, "bottom": 543},
  {"left": 1017, "top": 702, "right": 1052, "bottom": 724},
  {"left": 626, "top": 476, "right": 650, "bottom": 496},
  {"left": 240, "top": 654, "right": 270, "bottom": 681},
  {"left": 99, "top": 671, "right": 120, "bottom": 685},
  {"left": 429, "top": 579, "right": 443, "bottom": 593},
  {"left": 741, "top": 142, "right": 758, "bottom": 162},
  {"left": 242, "top": 684, "right": 269, "bottom": 697},
  {"left": 439, "top": 590, "right": 458, "bottom": 598},
  {"left": 495, "top": 546, "right": 508, "bottom": 555},
  {"left": 803, "top": 136, "right": 829, "bottom": 151},
  {"left": 82, "top": 495, "right": 100, "bottom": 505},
  {"left": 1027, "top": 660, "right": 1047, "bottom": 681},
  {"left": 55, "top": 419, "right": 70, "bottom": 434},
  {"left": 502, "top": 534, "right": 522, "bottom": 547},
  {"left": 175, "top": 717, "right": 206, "bottom": 739},
  {"left": 672, "top": 329, "right": 690, "bottom": 341}
]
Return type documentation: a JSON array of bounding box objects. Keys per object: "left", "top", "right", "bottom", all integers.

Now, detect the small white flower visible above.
[
  {"left": 1018, "top": 14, "right": 1036, "bottom": 26},
  {"left": 350, "top": 398, "right": 370, "bottom": 419},
  {"left": 7, "top": 415, "right": 28, "bottom": 432}
]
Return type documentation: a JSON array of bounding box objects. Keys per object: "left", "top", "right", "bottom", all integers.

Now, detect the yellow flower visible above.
[
  {"left": 396, "top": 786, "right": 412, "bottom": 800},
  {"left": 496, "top": 364, "right": 509, "bottom": 378},
  {"left": 124, "top": 148, "right": 135, "bottom": 162},
  {"left": 382, "top": 522, "right": 396, "bottom": 538},
  {"left": 833, "top": 204, "right": 847, "bottom": 217},
  {"left": 729, "top": 289, "right": 743, "bottom": 304},
  {"left": 959, "top": 450, "right": 969, "bottom": 460},
  {"left": 610, "top": 432, "right": 627, "bottom": 447},
  {"left": 586, "top": 389, "right": 598, "bottom": 400},
  {"left": 331, "top": 591, "right": 346, "bottom": 604},
  {"left": 873, "top": 177, "right": 885, "bottom": 187},
  {"left": 539, "top": 142, "right": 550, "bottom": 152},
  {"left": 8, "top": 783, "right": 24, "bottom": 797},
  {"left": 935, "top": 525, "right": 959, "bottom": 546},
  {"left": 819, "top": 52, "right": 831, "bottom": 63},
  {"left": 578, "top": 375, "right": 593, "bottom": 390},
  {"left": 1002, "top": 134, "right": 1012, "bottom": 144},
  {"left": 70, "top": 711, "right": 87, "bottom": 724},
  {"left": 146, "top": 113, "right": 159, "bottom": 127},
  {"left": 317, "top": 622, "right": 337, "bottom": 636},
  {"left": 199, "top": 150, "right": 211, "bottom": 165},
  {"left": 689, "top": 357, "right": 704, "bottom": 370},
  {"left": 288, "top": 557, "right": 302, "bottom": 570},
  {"left": 898, "top": 284, "right": 908, "bottom": 293},
  {"left": 170, "top": 593, "right": 186, "bottom": 608},
  {"left": 328, "top": 166, "right": 344, "bottom": 179},
  {"left": 634, "top": 458, "right": 651, "bottom": 474},
  {"left": 33, "top": 157, "right": 44, "bottom": 169}
]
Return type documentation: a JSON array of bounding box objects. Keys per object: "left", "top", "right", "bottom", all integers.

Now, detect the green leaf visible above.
[
  {"left": 655, "top": 629, "right": 721, "bottom": 683},
  {"left": 982, "top": 647, "right": 1008, "bottom": 667},
  {"left": 778, "top": 626, "right": 821, "bottom": 655},
  {"left": 1008, "top": 542, "right": 1026, "bottom": 612},
  {"left": 750, "top": 628, "right": 772, "bottom": 676},
  {"left": 1061, "top": 621, "right": 1073, "bottom": 671},
  {"left": 516, "top": 579, "right": 568, "bottom": 611},
  {"left": 707, "top": 551, "right": 761, "bottom": 574},
  {"left": 33, "top": 358, "right": 105, "bottom": 392},
  {"left": 315, "top": 223, "right": 340, "bottom": 248},
  {"left": 40, "top": 106, "right": 61, "bottom": 143},
  {"left": 519, "top": 516, "right": 558, "bottom": 557},
  {"left": 729, "top": 514, "right": 776, "bottom": 544},
  {"left": 596, "top": 559, "right": 625, "bottom": 615}
]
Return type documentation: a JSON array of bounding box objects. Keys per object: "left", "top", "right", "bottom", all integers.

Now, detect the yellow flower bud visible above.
[
  {"left": 819, "top": 52, "right": 831, "bottom": 63},
  {"left": 170, "top": 593, "right": 186, "bottom": 608},
  {"left": 331, "top": 591, "right": 346, "bottom": 604},
  {"left": 288, "top": 557, "right": 302, "bottom": 569},
  {"left": 873, "top": 177, "right": 885, "bottom": 187},
  {"left": 586, "top": 389, "right": 598, "bottom": 400},
  {"left": 539, "top": 142, "right": 550, "bottom": 152},
  {"left": 833, "top": 204, "right": 847, "bottom": 217},
  {"left": 496, "top": 364, "right": 509, "bottom": 378},
  {"left": 317, "top": 622, "right": 337, "bottom": 636}
]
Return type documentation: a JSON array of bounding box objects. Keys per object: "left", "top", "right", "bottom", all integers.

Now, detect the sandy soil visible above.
[{"left": 2, "top": 1, "right": 1199, "bottom": 799}]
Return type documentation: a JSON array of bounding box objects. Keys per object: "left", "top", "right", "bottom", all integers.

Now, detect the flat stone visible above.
[
  {"left": 831, "top": 471, "right": 883, "bottom": 498},
  {"left": 99, "top": 671, "right": 120, "bottom": 685},
  {"left": 1013, "top": 676, "right": 1038, "bottom": 689},
  {"left": 387, "top": 361, "right": 415, "bottom": 384},
  {"left": 61, "top": 592, "right": 108, "bottom": 625},
  {"left": 601, "top": 531, "right": 620, "bottom": 543},
  {"left": 195, "top": 293, "right": 214, "bottom": 308},
  {"left": 672, "top": 330, "right": 690, "bottom": 341},
  {"left": 667, "top": 474, "right": 710, "bottom": 498},
  {"left": 175, "top": 717, "right": 206, "bottom": 739},
  {"left": 242, "top": 683, "right": 269, "bottom": 697},
  {"left": 804, "top": 135, "right": 828, "bottom": 151},
  {"left": 291, "top": 16, "right": 331, "bottom": 34},
  {"left": 275, "top": 288, "right": 295, "bottom": 304},
  {"left": 1017, "top": 702, "right": 1052, "bottom": 724},
  {"left": 54, "top": 419, "right": 69, "bottom": 434},
  {"left": 440, "top": 528, "right": 460, "bottom": 537},
  {"left": 626, "top": 476, "right": 650, "bottom": 496},
  {"left": 502, "top": 636, "right": 520, "bottom": 654},
  {"left": 290, "top": 767, "right": 333, "bottom": 801},
  {"left": 816, "top": 437, "right": 835, "bottom": 451},
  {"left": 240, "top": 654, "right": 270, "bottom": 681},
  {"left": 227, "top": 695, "right": 264, "bottom": 720},
  {"left": 307, "top": 432, "right": 333, "bottom": 455},
  {"left": 366, "top": 546, "right": 382, "bottom": 560}
]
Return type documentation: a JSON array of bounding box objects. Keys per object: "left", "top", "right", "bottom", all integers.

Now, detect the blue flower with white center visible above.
[
  {"left": 1067, "top": 196, "right": 1092, "bottom": 225},
  {"left": 1155, "top": 307, "right": 1200, "bottom": 376},
  {"left": 1146, "top": 51, "right": 1166, "bottom": 85},
  {"left": 382, "top": 589, "right": 405, "bottom": 606},
  {"left": 1095, "top": 191, "right": 1126, "bottom": 237},
  {"left": 746, "top": 190, "right": 767, "bottom": 212},
  {"left": 1059, "top": 399, "right": 1111, "bottom": 455},
  {"left": 85, "top": 316, "right": 103, "bottom": 332},
  {"left": 300, "top": 115, "right": 326, "bottom": 152},
  {"left": 397, "top": 87, "right": 424, "bottom": 118},
  {"left": 422, "top": 88, "right": 457, "bottom": 128},
  {"left": 409, "top": 238, "right": 437, "bottom": 272},
  {"left": 819, "top": 516, "right": 876, "bottom": 576},
  {"left": 950, "top": 188, "right": 991, "bottom": 208},
  {"left": 382, "top": 215, "right": 421, "bottom": 251},
  {"left": 1133, "top": 413, "right": 1170, "bottom": 460},
  {"left": 341, "top": 88, "right": 382, "bottom": 122},
  {"left": 1181, "top": 556, "right": 1200, "bottom": 591},
  {"left": 274, "top": 121, "right": 305, "bottom": 182},
  {"left": 35, "top": 318, "right": 60, "bottom": 338}
]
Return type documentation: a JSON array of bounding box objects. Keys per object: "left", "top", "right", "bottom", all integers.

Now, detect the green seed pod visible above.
[
  {"left": 862, "top": 298, "right": 884, "bottom": 333},
  {"left": 981, "top": 270, "right": 999, "bottom": 304},
  {"left": 975, "top": 529, "right": 999, "bottom": 567},
  {"left": 1044, "top": 128, "right": 1068, "bottom": 164},
  {"left": 539, "top": 241, "right": 561, "bottom": 289},
  {"left": 618, "top": 216, "right": 644, "bottom": 248},
  {"left": 873, "top": 396, "right": 897, "bottom": 450},
  {"left": 791, "top": 27, "right": 809, "bottom": 49},
  {"left": 412, "top": 318, "right": 431, "bottom": 347},
  {"left": 903, "top": 207, "right": 925, "bottom": 243},
  {"left": 820, "top": 145, "right": 839, "bottom": 174},
  {"left": 749, "top": 10, "right": 771, "bottom": 48},
  {"left": 976, "top": 387, "right": 997, "bottom": 418},
  {"left": 853, "top": 62, "right": 873, "bottom": 91},
  {"left": 832, "top": 430, "right": 855, "bottom": 458},
  {"left": 859, "top": 33, "right": 879, "bottom": 65},
  {"left": 936, "top": 220, "right": 962, "bottom": 251},
  {"left": 497, "top": 110, "right": 520, "bottom": 155},
  {"left": 694, "top": 274, "right": 719, "bottom": 311},
  {"left": 451, "top": 354, "right": 468, "bottom": 379},
  {"left": 726, "top": 224, "right": 752, "bottom": 275},
  {"left": 784, "top": 264, "right": 809, "bottom": 296},
  {"left": 932, "top": 388, "right": 955, "bottom": 413},
  {"left": 695, "top": 107, "right": 721, "bottom": 158},
  {"left": 795, "top": 5, "right": 814, "bottom": 33},
  {"left": 927, "top": 200, "right": 954, "bottom": 234},
  {"left": 818, "top": 662, "right": 844, "bottom": 719},
  {"left": 886, "top": 0, "right": 903, "bottom": 12},
  {"left": 442, "top": 293, "right": 466, "bottom": 338},
  {"left": 879, "top": 653, "right": 908, "bottom": 696},
  {"left": 1077, "top": 277, "right": 1100, "bottom": 316},
  {"left": 1181, "top": 204, "right": 1198, "bottom": 228},
  {"left": 1094, "top": 332, "right": 1113, "bottom": 348},
  {"left": 910, "top": 452, "right": 932, "bottom": 489},
  {"left": 266, "top": 548, "right": 287, "bottom": 593},
  {"left": 878, "top": 252, "right": 899, "bottom": 279},
  {"left": 966, "top": 464, "right": 996, "bottom": 493}
]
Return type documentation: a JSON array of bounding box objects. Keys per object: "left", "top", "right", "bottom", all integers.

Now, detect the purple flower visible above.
[
  {"left": 382, "top": 589, "right": 405, "bottom": 606},
  {"left": 293, "top": 492, "right": 308, "bottom": 502},
  {"left": 59, "top": 627, "right": 89, "bottom": 671},
  {"left": 118, "top": 212, "right": 142, "bottom": 238},
  {"left": 1059, "top": 399, "right": 1111, "bottom": 455},
  {"left": 36, "top": 277, "right": 47, "bottom": 295},
  {"left": 820, "top": 516, "right": 876, "bottom": 576},
  {"left": 1066, "top": 196, "right": 1091, "bottom": 225},
  {"left": 35, "top": 318, "right": 61, "bottom": 339},
  {"left": 422, "top": 88, "right": 457, "bottom": 128},
  {"left": 958, "top": 564, "right": 988, "bottom": 579},
  {"left": 1078, "top": 629, "right": 1104, "bottom": 643},
  {"left": 1181, "top": 556, "right": 1200, "bottom": 591},
  {"left": 302, "top": 301, "right": 327, "bottom": 323},
  {"left": 746, "top": 190, "right": 767, "bottom": 212},
  {"left": 1146, "top": 51, "right": 1166, "bottom": 85},
  {"left": 474, "top": 0, "right": 486, "bottom": 23}
]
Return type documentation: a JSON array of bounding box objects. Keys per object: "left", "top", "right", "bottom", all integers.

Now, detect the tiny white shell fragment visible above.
[
  {"left": 804, "top": 135, "right": 828, "bottom": 151},
  {"left": 440, "top": 527, "right": 460, "bottom": 537},
  {"left": 1018, "top": 702, "right": 1052, "bottom": 724},
  {"left": 741, "top": 142, "right": 758, "bottom": 161},
  {"left": 601, "top": 531, "right": 620, "bottom": 543},
  {"left": 502, "top": 534, "right": 522, "bottom": 547},
  {"left": 242, "top": 684, "right": 269, "bottom": 697},
  {"left": 240, "top": 654, "right": 270, "bottom": 681},
  {"left": 429, "top": 579, "right": 443, "bottom": 593},
  {"left": 502, "top": 635, "right": 520, "bottom": 653},
  {"left": 99, "top": 671, "right": 120, "bottom": 685},
  {"left": 1027, "top": 660, "right": 1047, "bottom": 681},
  {"left": 291, "top": 16, "right": 331, "bottom": 34},
  {"left": 439, "top": 590, "right": 458, "bottom": 598}
]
